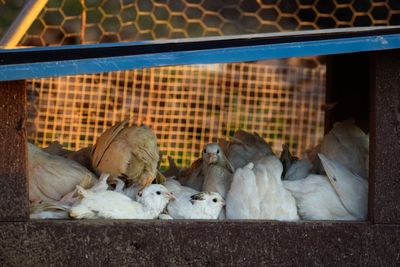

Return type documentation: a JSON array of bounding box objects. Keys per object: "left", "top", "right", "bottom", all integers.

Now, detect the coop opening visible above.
[{"left": 27, "top": 57, "right": 369, "bottom": 221}]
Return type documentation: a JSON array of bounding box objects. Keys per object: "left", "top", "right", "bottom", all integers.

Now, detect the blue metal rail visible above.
[{"left": 0, "top": 26, "right": 400, "bottom": 81}]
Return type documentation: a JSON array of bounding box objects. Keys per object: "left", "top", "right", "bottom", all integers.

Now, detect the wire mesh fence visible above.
[
  {"left": 4, "top": 0, "right": 390, "bottom": 168},
  {"left": 1, "top": 0, "right": 398, "bottom": 45},
  {"left": 27, "top": 62, "right": 326, "bottom": 168}
]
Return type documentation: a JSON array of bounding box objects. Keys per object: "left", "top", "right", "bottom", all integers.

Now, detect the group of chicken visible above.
[{"left": 29, "top": 119, "right": 368, "bottom": 221}]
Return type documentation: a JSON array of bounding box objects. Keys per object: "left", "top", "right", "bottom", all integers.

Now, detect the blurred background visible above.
[{"left": 1, "top": 0, "right": 398, "bottom": 168}]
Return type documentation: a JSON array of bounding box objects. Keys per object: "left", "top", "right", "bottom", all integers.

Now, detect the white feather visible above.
[
  {"left": 320, "top": 119, "right": 369, "bottom": 179},
  {"left": 163, "top": 178, "right": 224, "bottom": 219},
  {"left": 284, "top": 174, "right": 357, "bottom": 220},
  {"left": 226, "top": 162, "right": 260, "bottom": 219},
  {"left": 226, "top": 157, "right": 298, "bottom": 221},
  {"left": 70, "top": 184, "right": 173, "bottom": 219},
  {"left": 318, "top": 153, "right": 368, "bottom": 219},
  {"left": 167, "top": 191, "right": 225, "bottom": 219},
  {"left": 163, "top": 178, "right": 198, "bottom": 196},
  {"left": 30, "top": 201, "right": 71, "bottom": 219},
  {"left": 28, "top": 143, "right": 97, "bottom": 202}
]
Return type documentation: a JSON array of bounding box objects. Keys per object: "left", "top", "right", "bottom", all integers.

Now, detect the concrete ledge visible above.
[{"left": 0, "top": 220, "right": 399, "bottom": 266}]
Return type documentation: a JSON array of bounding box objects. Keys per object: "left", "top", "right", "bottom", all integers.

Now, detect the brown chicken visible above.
[{"left": 91, "top": 120, "right": 160, "bottom": 187}]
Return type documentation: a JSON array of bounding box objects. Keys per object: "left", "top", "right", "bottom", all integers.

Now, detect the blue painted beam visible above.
[{"left": 0, "top": 27, "right": 400, "bottom": 81}]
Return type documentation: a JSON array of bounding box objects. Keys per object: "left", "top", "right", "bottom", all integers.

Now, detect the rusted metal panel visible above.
[
  {"left": 370, "top": 49, "right": 400, "bottom": 224},
  {"left": 0, "top": 220, "right": 399, "bottom": 266},
  {"left": 0, "top": 80, "right": 28, "bottom": 221}
]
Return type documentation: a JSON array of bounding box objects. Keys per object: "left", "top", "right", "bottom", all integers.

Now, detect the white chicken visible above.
[
  {"left": 167, "top": 191, "right": 225, "bottom": 219},
  {"left": 226, "top": 156, "right": 299, "bottom": 221},
  {"left": 112, "top": 177, "right": 139, "bottom": 200},
  {"left": 28, "top": 142, "right": 97, "bottom": 203},
  {"left": 283, "top": 153, "right": 368, "bottom": 220},
  {"left": 30, "top": 173, "right": 114, "bottom": 219},
  {"left": 30, "top": 201, "right": 71, "bottom": 219},
  {"left": 163, "top": 178, "right": 198, "bottom": 197},
  {"left": 69, "top": 184, "right": 174, "bottom": 219},
  {"left": 162, "top": 178, "right": 225, "bottom": 219},
  {"left": 320, "top": 119, "right": 369, "bottom": 178}
]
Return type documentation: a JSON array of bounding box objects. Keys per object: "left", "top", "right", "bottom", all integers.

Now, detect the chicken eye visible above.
[
  {"left": 212, "top": 198, "right": 217, "bottom": 203},
  {"left": 156, "top": 191, "right": 161, "bottom": 195},
  {"left": 217, "top": 149, "right": 220, "bottom": 154}
]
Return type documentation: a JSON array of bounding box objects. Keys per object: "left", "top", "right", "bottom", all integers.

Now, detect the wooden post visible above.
[
  {"left": 0, "top": 80, "right": 28, "bottom": 221},
  {"left": 370, "top": 49, "right": 400, "bottom": 223}
]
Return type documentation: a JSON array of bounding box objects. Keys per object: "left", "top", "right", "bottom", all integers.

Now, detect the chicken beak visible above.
[
  {"left": 206, "top": 153, "right": 217, "bottom": 164},
  {"left": 166, "top": 192, "right": 176, "bottom": 201},
  {"left": 221, "top": 199, "right": 226, "bottom": 207}
]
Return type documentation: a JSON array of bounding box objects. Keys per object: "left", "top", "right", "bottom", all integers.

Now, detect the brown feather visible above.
[
  {"left": 91, "top": 120, "right": 129, "bottom": 168},
  {"left": 91, "top": 121, "right": 160, "bottom": 186}
]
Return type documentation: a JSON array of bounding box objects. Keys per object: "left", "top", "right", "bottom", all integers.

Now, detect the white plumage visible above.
[
  {"left": 320, "top": 119, "right": 369, "bottom": 178},
  {"left": 30, "top": 201, "right": 71, "bottom": 219},
  {"left": 283, "top": 154, "right": 368, "bottom": 220},
  {"left": 318, "top": 153, "right": 368, "bottom": 219},
  {"left": 226, "top": 163, "right": 260, "bottom": 219},
  {"left": 29, "top": 174, "right": 110, "bottom": 219},
  {"left": 284, "top": 174, "right": 354, "bottom": 220},
  {"left": 226, "top": 156, "right": 299, "bottom": 221},
  {"left": 28, "top": 142, "right": 97, "bottom": 202},
  {"left": 113, "top": 177, "right": 139, "bottom": 200},
  {"left": 162, "top": 178, "right": 225, "bottom": 219},
  {"left": 69, "top": 184, "right": 174, "bottom": 219},
  {"left": 163, "top": 178, "right": 198, "bottom": 197},
  {"left": 167, "top": 191, "right": 225, "bottom": 219}
]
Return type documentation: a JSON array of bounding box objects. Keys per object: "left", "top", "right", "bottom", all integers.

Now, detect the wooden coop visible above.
[{"left": 1, "top": 26, "right": 400, "bottom": 265}]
